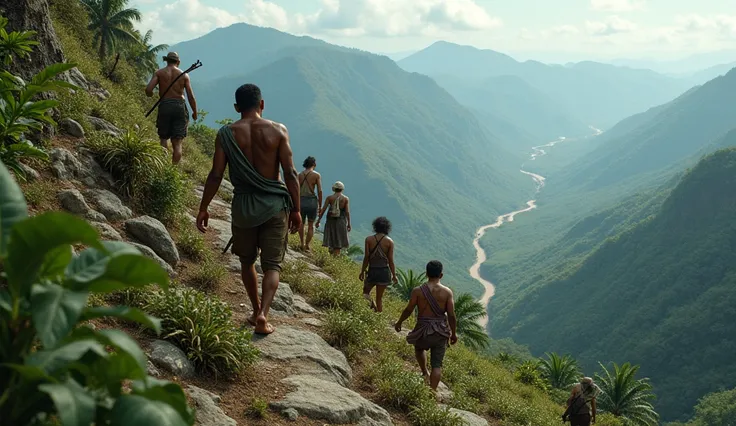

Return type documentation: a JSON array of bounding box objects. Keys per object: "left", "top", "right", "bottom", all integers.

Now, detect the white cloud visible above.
[
  {"left": 549, "top": 25, "right": 580, "bottom": 36},
  {"left": 300, "top": 0, "right": 502, "bottom": 37},
  {"left": 586, "top": 15, "right": 636, "bottom": 36},
  {"left": 590, "top": 0, "right": 644, "bottom": 13}
]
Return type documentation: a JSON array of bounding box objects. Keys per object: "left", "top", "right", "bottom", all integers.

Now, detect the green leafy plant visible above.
[
  {"left": 0, "top": 160, "right": 194, "bottom": 425},
  {"left": 84, "top": 129, "right": 165, "bottom": 197},
  {"left": 187, "top": 255, "right": 226, "bottom": 290},
  {"left": 145, "top": 287, "right": 259, "bottom": 376},
  {"left": 0, "top": 17, "right": 75, "bottom": 178},
  {"left": 453, "top": 293, "right": 489, "bottom": 351},
  {"left": 344, "top": 243, "right": 364, "bottom": 258},
  {"left": 538, "top": 352, "right": 580, "bottom": 390},
  {"left": 323, "top": 306, "right": 382, "bottom": 357},
  {"left": 245, "top": 397, "right": 268, "bottom": 419},
  {"left": 176, "top": 226, "right": 206, "bottom": 261},
  {"left": 514, "top": 360, "right": 548, "bottom": 392},
  {"left": 409, "top": 400, "right": 464, "bottom": 426},
  {"left": 390, "top": 268, "right": 426, "bottom": 302},
  {"left": 140, "top": 163, "right": 190, "bottom": 224},
  {"left": 595, "top": 362, "right": 659, "bottom": 426}
]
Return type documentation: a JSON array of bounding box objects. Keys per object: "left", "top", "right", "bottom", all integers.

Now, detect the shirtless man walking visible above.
[
  {"left": 297, "top": 156, "right": 322, "bottom": 251},
  {"left": 395, "top": 260, "right": 458, "bottom": 390},
  {"left": 145, "top": 52, "right": 197, "bottom": 164},
  {"left": 196, "top": 83, "right": 301, "bottom": 335}
]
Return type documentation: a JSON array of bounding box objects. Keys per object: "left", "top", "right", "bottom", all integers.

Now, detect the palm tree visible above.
[
  {"left": 131, "top": 29, "right": 168, "bottom": 76},
  {"left": 453, "top": 293, "right": 489, "bottom": 350},
  {"left": 81, "top": 0, "right": 141, "bottom": 59},
  {"left": 345, "top": 244, "right": 364, "bottom": 258},
  {"left": 595, "top": 362, "right": 659, "bottom": 426},
  {"left": 390, "top": 268, "right": 426, "bottom": 302},
  {"left": 538, "top": 352, "right": 580, "bottom": 389}
]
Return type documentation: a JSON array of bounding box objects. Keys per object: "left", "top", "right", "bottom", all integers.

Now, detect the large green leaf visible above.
[
  {"left": 39, "top": 245, "right": 74, "bottom": 280},
  {"left": 0, "top": 159, "right": 28, "bottom": 256},
  {"left": 81, "top": 306, "right": 161, "bottom": 334},
  {"left": 28, "top": 339, "right": 107, "bottom": 374},
  {"left": 65, "top": 241, "right": 139, "bottom": 286},
  {"left": 31, "top": 283, "right": 88, "bottom": 347},
  {"left": 6, "top": 212, "right": 101, "bottom": 299},
  {"left": 87, "top": 254, "right": 170, "bottom": 293},
  {"left": 95, "top": 329, "right": 147, "bottom": 375},
  {"left": 109, "top": 395, "right": 191, "bottom": 426},
  {"left": 1, "top": 363, "right": 54, "bottom": 383},
  {"left": 39, "top": 379, "right": 96, "bottom": 426},
  {"left": 132, "top": 378, "right": 195, "bottom": 425}
]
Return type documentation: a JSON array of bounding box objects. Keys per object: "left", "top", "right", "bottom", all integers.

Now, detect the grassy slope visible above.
[
  {"left": 490, "top": 148, "right": 736, "bottom": 421},
  {"left": 194, "top": 47, "right": 534, "bottom": 291}
]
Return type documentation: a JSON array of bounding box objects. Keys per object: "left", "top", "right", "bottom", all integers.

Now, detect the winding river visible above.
[{"left": 471, "top": 127, "right": 603, "bottom": 328}]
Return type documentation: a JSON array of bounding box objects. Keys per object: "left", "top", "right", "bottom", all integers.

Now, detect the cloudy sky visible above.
[{"left": 135, "top": 0, "right": 736, "bottom": 62}]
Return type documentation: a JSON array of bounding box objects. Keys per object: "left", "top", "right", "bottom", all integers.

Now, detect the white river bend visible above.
[{"left": 471, "top": 127, "right": 603, "bottom": 329}]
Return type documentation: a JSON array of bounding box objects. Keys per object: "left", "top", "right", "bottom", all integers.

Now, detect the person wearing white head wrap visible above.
[
  {"left": 563, "top": 377, "right": 601, "bottom": 425},
  {"left": 316, "top": 181, "right": 351, "bottom": 255}
]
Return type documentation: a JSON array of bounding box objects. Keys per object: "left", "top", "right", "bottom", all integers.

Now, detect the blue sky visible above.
[{"left": 135, "top": 0, "right": 736, "bottom": 63}]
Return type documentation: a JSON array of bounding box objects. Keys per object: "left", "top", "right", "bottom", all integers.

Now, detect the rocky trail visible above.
[{"left": 30, "top": 120, "right": 487, "bottom": 425}]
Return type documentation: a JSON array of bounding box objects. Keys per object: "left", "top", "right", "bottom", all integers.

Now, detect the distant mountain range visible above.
[
  {"left": 399, "top": 41, "right": 695, "bottom": 129},
  {"left": 173, "top": 25, "right": 534, "bottom": 286}
]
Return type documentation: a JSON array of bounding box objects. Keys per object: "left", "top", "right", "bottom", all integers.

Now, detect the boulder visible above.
[
  {"left": 148, "top": 340, "right": 194, "bottom": 378},
  {"left": 85, "top": 189, "right": 132, "bottom": 221},
  {"left": 130, "top": 242, "right": 176, "bottom": 277},
  {"left": 187, "top": 386, "right": 237, "bottom": 426},
  {"left": 293, "top": 295, "right": 319, "bottom": 315},
  {"left": 447, "top": 408, "right": 488, "bottom": 426},
  {"left": 226, "top": 255, "right": 262, "bottom": 274},
  {"left": 282, "top": 407, "right": 299, "bottom": 421},
  {"left": 50, "top": 148, "right": 84, "bottom": 180},
  {"left": 125, "top": 216, "right": 179, "bottom": 266},
  {"left": 91, "top": 222, "right": 123, "bottom": 241},
  {"left": 437, "top": 381, "right": 453, "bottom": 403},
  {"left": 19, "top": 164, "right": 40, "bottom": 181},
  {"left": 78, "top": 153, "right": 115, "bottom": 188},
  {"left": 252, "top": 327, "right": 351, "bottom": 386},
  {"left": 271, "top": 375, "right": 392, "bottom": 425},
  {"left": 58, "top": 189, "right": 91, "bottom": 215},
  {"left": 146, "top": 360, "right": 161, "bottom": 377},
  {"left": 301, "top": 318, "right": 323, "bottom": 327},
  {"left": 85, "top": 210, "right": 108, "bottom": 223},
  {"left": 258, "top": 281, "right": 293, "bottom": 315},
  {"left": 59, "top": 118, "right": 85, "bottom": 138},
  {"left": 206, "top": 218, "right": 233, "bottom": 248},
  {"left": 87, "top": 116, "right": 122, "bottom": 136}
]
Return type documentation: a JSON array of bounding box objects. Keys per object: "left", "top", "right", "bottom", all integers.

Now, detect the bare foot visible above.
[{"left": 254, "top": 315, "right": 275, "bottom": 335}]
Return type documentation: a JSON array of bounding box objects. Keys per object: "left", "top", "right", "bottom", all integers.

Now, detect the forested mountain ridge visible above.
[
  {"left": 399, "top": 41, "right": 693, "bottom": 128},
  {"left": 553, "top": 68, "right": 736, "bottom": 192},
  {"left": 490, "top": 148, "right": 736, "bottom": 421},
  {"left": 194, "top": 46, "right": 533, "bottom": 286}
]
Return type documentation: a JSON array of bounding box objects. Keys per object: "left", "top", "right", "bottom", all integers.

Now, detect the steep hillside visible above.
[
  {"left": 195, "top": 46, "right": 533, "bottom": 288},
  {"left": 555, "top": 69, "right": 736, "bottom": 192},
  {"left": 400, "top": 41, "right": 693, "bottom": 127},
  {"left": 490, "top": 148, "right": 736, "bottom": 421},
  {"left": 170, "top": 23, "right": 333, "bottom": 81},
  {"left": 433, "top": 74, "right": 590, "bottom": 142}
]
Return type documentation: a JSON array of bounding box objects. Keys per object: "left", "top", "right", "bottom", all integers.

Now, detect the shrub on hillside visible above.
[
  {"left": 365, "top": 354, "right": 433, "bottom": 411},
  {"left": 245, "top": 397, "right": 269, "bottom": 419},
  {"left": 409, "top": 400, "right": 464, "bottom": 426},
  {"left": 0, "top": 161, "right": 194, "bottom": 424},
  {"left": 145, "top": 288, "right": 258, "bottom": 376},
  {"left": 280, "top": 260, "right": 315, "bottom": 295},
  {"left": 187, "top": 255, "right": 227, "bottom": 290},
  {"left": 312, "top": 277, "right": 364, "bottom": 312},
  {"left": 140, "top": 163, "right": 191, "bottom": 224},
  {"left": 176, "top": 225, "right": 207, "bottom": 260},
  {"left": 323, "top": 306, "right": 383, "bottom": 358},
  {"left": 514, "top": 360, "right": 549, "bottom": 392}
]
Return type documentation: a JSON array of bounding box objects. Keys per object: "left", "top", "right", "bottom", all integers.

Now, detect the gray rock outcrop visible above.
[
  {"left": 125, "top": 216, "right": 179, "bottom": 266},
  {"left": 58, "top": 188, "right": 90, "bottom": 214},
  {"left": 59, "top": 118, "right": 84, "bottom": 138},
  {"left": 252, "top": 327, "right": 351, "bottom": 386},
  {"left": 258, "top": 281, "right": 293, "bottom": 315},
  {"left": 270, "top": 375, "right": 392, "bottom": 425},
  {"left": 87, "top": 116, "right": 122, "bottom": 136},
  {"left": 187, "top": 386, "right": 237, "bottom": 426},
  {"left": 19, "top": 164, "right": 40, "bottom": 181},
  {"left": 91, "top": 222, "right": 122, "bottom": 241},
  {"left": 448, "top": 408, "right": 488, "bottom": 426},
  {"left": 148, "top": 340, "right": 194, "bottom": 378},
  {"left": 85, "top": 189, "right": 132, "bottom": 221},
  {"left": 130, "top": 242, "right": 176, "bottom": 277},
  {"left": 50, "top": 148, "right": 84, "bottom": 180}
]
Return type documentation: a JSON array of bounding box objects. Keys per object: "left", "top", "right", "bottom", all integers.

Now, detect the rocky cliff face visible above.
[{"left": 0, "top": 0, "right": 65, "bottom": 79}]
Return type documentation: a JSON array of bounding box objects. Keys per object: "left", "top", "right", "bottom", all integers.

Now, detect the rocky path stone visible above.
[
  {"left": 130, "top": 242, "right": 176, "bottom": 277},
  {"left": 252, "top": 326, "right": 351, "bottom": 386},
  {"left": 91, "top": 222, "right": 123, "bottom": 240},
  {"left": 447, "top": 407, "right": 488, "bottom": 426},
  {"left": 125, "top": 215, "right": 180, "bottom": 266},
  {"left": 187, "top": 385, "right": 237, "bottom": 426},
  {"left": 270, "top": 375, "right": 392, "bottom": 425},
  {"left": 148, "top": 340, "right": 195, "bottom": 379},
  {"left": 86, "top": 189, "right": 132, "bottom": 221},
  {"left": 58, "top": 189, "right": 106, "bottom": 222}
]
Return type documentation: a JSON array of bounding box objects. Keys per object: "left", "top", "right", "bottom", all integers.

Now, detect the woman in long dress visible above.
[{"left": 316, "top": 181, "right": 351, "bottom": 256}]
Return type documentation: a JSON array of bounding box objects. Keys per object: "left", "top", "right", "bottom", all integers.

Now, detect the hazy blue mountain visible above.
[
  {"left": 193, "top": 46, "right": 534, "bottom": 286},
  {"left": 490, "top": 148, "right": 736, "bottom": 421},
  {"left": 399, "top": 41, "right": 694, "bottom": 128},
  {"left": 433, "top": 74, "right": 590, "bottom": 142},
  {"left": 685, "top": 62, "right": 736, "bottom": 85}
]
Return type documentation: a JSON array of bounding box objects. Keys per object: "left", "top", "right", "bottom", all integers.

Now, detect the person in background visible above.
[
  {"left": 359, "top": 216, "right": 397, "bottom": 312},
  {"left": 196, "top": 83, "right": 301, "bottom": 335},
  {"left": 316, "top": 181, "right": 350, "bottom": 256},
  {"left": 297, "top": 156, "right": 322, "bottom": 252},
  {"left": 145, "top": 51, "right": 197, "bottom": 164},
  {"left": 563, "top": 377, "right": 601, "bottom": 426},
  {"left": 395, "top": 260, "right": 457, "bottom": 391}
]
